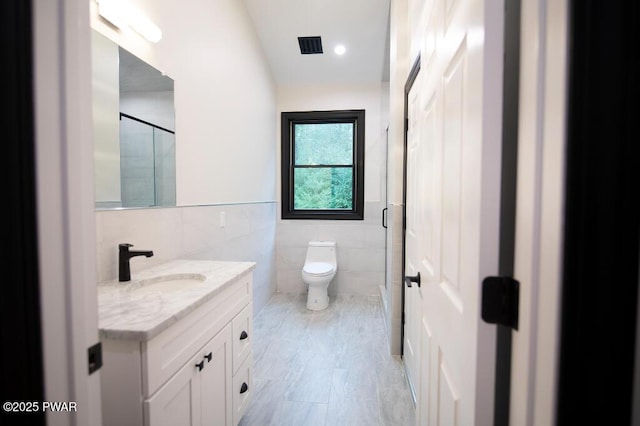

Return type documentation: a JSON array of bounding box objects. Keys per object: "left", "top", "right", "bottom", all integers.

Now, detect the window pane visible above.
[
  {"left": 294, "top": 123, "right": 353, "bottom": 165},
  {"left": 293, "top": 167, "right": 353, "bottom": 210}
]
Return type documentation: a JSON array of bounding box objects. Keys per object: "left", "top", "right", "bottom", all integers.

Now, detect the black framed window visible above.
[{"left": 281, "top": 110, "right": 365, "bottom": 220}]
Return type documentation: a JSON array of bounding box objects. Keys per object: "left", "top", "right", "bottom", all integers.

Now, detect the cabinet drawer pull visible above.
[
  {"left": 240, "top": 382, "right": 248, "bottom": 394},
  {"left": 195, "top": 360, "right": 205, "bottom": 372},
  {"left": 204, "top": 352, "right": 212, "bottom": 362},
  {"left": 239, "top": 331, "right": 249, "bottom": 340}
]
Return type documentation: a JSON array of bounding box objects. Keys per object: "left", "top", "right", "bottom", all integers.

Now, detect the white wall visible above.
[
  {"left": 90, "top": 0, "right": 395, "bottom": 309},
  {"left": 276, "top": 84, "right": 388, "bottom": 296},
  {"left": 96, "top": 203, "right": 277, "bottom": 316},
  {"left": 91, "top": 0, "right": 278, "bottom": 314},
  {"left": 91, "top": 0, "right": 277, "bottom": 206}
]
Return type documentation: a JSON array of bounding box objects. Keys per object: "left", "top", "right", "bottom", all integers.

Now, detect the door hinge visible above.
[
  {"left": 88, "top": 342, "right": 103, "bottom": 375},
  {"left": 481, "top": 276, "right": 519, "bottom": 330}
]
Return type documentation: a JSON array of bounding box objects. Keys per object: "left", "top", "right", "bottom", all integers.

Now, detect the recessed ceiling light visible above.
[{"left": 334, "top": 44, "right": 346, "bottom": 55}]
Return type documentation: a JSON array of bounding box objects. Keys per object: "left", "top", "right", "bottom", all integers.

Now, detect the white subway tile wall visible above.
[
  {"left": 96, "top": 200, "right": 387, "bottom": 316},
  {"left": 277, "top": 201, "right": 386, "bottom": 296},
  {"left": 96, "top": 203, "right": 277, "bottom": 315}
]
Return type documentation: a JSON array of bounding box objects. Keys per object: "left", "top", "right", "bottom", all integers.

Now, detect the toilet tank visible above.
[{"left": 306, "top": 241, "right": 337, "bottom": 265}]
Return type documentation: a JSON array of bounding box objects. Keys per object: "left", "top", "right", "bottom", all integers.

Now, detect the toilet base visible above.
[{"left": 306, "top": 286, "right": 329, "bottom": 310}]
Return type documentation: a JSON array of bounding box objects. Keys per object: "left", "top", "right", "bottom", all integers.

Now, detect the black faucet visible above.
[{"left": 119, "top": 243, "right": 154, "bottom": 282}]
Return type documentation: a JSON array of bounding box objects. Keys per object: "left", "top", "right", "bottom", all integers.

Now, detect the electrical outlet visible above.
[{"left": 219, "top": 212, "right": 226, "bottom": 227}]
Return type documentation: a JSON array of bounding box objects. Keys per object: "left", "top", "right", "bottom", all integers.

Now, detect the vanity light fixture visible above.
[
  {"left": 97, "top": 0, "right": 162, "bottom": 43},
  {"left": 96, "top": 0, "right": 127, "bottom": 29}
]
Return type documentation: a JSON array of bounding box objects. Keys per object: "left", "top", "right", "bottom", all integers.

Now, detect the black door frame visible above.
[
  {"left": 1, "top": 0, "right": 45, "bottom": 424},
  {"left": 400, "top": 54, "right": 421, "bottom": 363},
  {"left": 557, "top": 1, "right": 640, "bottom": 425},
  {"left": 493, "top": 1, "right": 521, "bottom": 425}
]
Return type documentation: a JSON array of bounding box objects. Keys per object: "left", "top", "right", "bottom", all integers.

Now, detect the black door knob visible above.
[
  {"left": 240, "top": 331, "right": 249, "bottom": 340},
  {"left": 405, "top": 272, "right": 421, "bottom": 288},
  {"left": 195, "top": 360, "right": 205, "bottom": 372},
  {"left": 240, "top": 382, "right": 249, "bottom": 394},
  {"left": 204, "top": 352, "right": 212, "bottom": 362}
]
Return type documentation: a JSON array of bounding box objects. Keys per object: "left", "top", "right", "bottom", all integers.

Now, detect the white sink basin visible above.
[{"left": 130, "top": 273, "right": 207, "bottom": 295}]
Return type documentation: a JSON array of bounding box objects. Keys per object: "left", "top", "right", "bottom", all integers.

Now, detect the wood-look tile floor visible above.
[{"left": 240, "top": 293, "right": 415, "bottom": 426}]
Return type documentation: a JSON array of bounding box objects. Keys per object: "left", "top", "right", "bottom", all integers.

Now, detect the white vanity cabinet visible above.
[
  {"left": 145, "top": 324, "right": 232, "bottom": 426},
  {"left": 99, "top": 264, "right": 254, "bottom": 426}
]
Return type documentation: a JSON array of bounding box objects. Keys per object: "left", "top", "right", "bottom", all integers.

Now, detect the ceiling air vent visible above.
[{"left": 298, "top": 36, "right": 323, "bottom": 54}]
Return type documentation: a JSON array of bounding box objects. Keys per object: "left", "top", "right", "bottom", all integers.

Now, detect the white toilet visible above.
[{"left": 301, "top": 241, "right": 337, "bottom": 310}]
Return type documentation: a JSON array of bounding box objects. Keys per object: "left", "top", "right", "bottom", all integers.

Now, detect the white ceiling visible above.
[{"left": 242, "top": 0, "right": 390, "bottom": 87}]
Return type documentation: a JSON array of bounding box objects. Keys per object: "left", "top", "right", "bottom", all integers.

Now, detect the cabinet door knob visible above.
[
  {"left": 195, "top": 360, "right": 205, "bottom": 372},
  {"left": 204, "top": 352, "right": 212, "bottom": 362},
  {"left": 240, "top": 382, "right": 249, "bottom": 394},
  {"left": 240, "top": 331, "right": 249, "bottom": 340}
]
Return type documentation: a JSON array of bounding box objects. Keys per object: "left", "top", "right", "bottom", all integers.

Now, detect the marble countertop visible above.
[{"left": 97, "top": 259, "right": 255, "bottom": 341}]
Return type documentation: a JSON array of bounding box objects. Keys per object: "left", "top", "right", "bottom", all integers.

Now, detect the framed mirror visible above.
[{"left": 92, "top": 30, "right": 176, "bottom": 209}]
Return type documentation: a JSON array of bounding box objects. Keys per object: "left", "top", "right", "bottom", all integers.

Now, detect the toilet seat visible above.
[{"left": 303, "top": 262, "right": 334, "bottom": 277}]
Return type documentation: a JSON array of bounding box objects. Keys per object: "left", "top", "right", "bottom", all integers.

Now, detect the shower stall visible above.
[{"left": 119, "top": 113, "right": 176, "bottom": 208}]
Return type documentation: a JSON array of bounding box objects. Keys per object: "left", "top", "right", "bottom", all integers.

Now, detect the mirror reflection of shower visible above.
[
  {"left": 119, "top": 113, "right": 175, "bottom": 208},
  {"left": 91, "top": 29, "right": 176, "bottom": 209}
]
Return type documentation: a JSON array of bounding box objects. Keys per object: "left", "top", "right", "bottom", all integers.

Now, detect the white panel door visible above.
[{"left": 404, "top": 0, "right": 504, "bottom": 424}]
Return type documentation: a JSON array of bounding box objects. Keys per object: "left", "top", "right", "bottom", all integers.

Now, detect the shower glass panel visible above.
[{"left": 119, "top": 113, "right": 176, "bottom": 208}]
